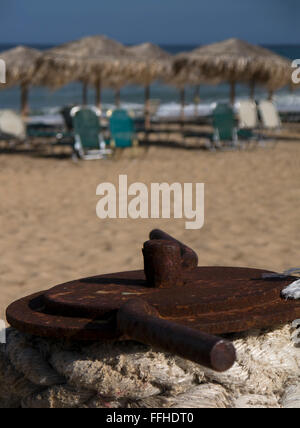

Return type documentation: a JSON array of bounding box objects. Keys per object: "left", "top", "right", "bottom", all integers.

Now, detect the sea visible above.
[{"left": 1, "top": 43, "right": 300, "bottom": 120}]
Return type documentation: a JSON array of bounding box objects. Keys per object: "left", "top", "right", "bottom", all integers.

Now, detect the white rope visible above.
[
  {"left": 282, "top": 280, "right": 300, "bottom": 300},
  {"left": 1, "top": 323, "right": 300, "bottom": 408}
]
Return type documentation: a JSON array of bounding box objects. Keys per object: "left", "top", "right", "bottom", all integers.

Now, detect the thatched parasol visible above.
[
  {"left": 36, "top": 36, "right": 132, "bottom": 109},
  {"left": 174, "top": 38, "right": 291, "bottom": 104},
  {"left": 126, "top": 43, "right": 172, "bottom": 126},
  {"left": 0, "top": 46, "right": 42, "bottom": 116},
  {"left": 170, "top": 60, "right": 221, "bottom": 119}
]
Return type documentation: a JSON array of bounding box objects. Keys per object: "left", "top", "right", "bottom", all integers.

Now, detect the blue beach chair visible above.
[{"left": 109, "top": 109, "right": 139, "bottom": 149}]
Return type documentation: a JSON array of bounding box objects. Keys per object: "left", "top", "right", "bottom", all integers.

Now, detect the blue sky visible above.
[{"left": 0, "top": 0, "right": 299, "bottom": 45}]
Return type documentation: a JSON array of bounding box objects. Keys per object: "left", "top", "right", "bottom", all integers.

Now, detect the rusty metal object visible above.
[
  {"left": 143, "top": 240, "right": 184, "bottom": 288},
  {"left": 150, "top": 229, "right": 198, "bottom": 271},
  {"left": 5, "top": 229, "right": 300, "bottom": 372},
  {"left": 7, "top": 267, "right": 300, "bottom": 337},
  {"left": 6, "top": 292, "right": 119, "bottom": 341},
  {"left": 117, "top": 299, "right": 236, "bottom": 372}
]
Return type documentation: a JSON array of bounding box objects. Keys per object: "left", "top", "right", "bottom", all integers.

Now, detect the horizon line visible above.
[{"left": 1, "top": 41, "right": 300, "bottom": 48}]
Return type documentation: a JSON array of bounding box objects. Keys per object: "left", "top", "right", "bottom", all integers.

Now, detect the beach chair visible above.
[
  {"left": 27, "top": 107, "right": 74, "bottom": 152},
  {"left": 27, "top": 124, "right": 61, "bottom": 139},
  {"left": 109, "top": 109, "right": 139, "bottom": 149},
  {"left": 238, "top": 100, "right": 259, "bottom": 129},
  {"left": 210, "top": 103, "right": 239, "bottom": 150},
  {"left": 258, "top": 101, "right": 282, "bottom": 130},
  {"left": 237, "top": 100, "right": 262, "bottom": 149},
  {"left": 27, "top": 124, "right": 75, "bottom": 155},
  {"left": 0, "top": 110, "right": 27, "bottom": 145},
  {"left": 211, "top": 103, "right": 259, "bottom": 150},
  {"left": 71, "top": 106, "right": 111, "bottom": 160},
  {"left": 258, "top": 101, "right": 282, "bottom": 148}
]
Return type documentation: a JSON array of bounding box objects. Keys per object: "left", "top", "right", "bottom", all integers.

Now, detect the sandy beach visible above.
[
  {"left": 2, "top": 0, "right": 300, "bottom": 409},
  {"left": 0, "top": 137, "right": 299, "bottom": 323}
]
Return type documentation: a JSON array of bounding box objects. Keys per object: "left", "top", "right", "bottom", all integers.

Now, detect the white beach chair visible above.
[
  {"left": 238, "top": 100, "right": 259, "bottom": 129},
  {"left": 258, "top": 101, "right": 282, "bottom": 148},
  {"left": 0, "top": 110, "right": 27, "bottom": 147},
  {"left": 258, "top": 100, "right": 282, "bottom": 130},
  {"left": 237, "top": 100, "right": 261, "bottom": 149}
]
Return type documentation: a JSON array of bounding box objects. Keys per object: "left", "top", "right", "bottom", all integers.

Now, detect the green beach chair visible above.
[
  {"left": 211, "top": 103, "right": 239, "bottom": 149},
  {"left": 109, "top": 109, "right": 138, "bottom": 149},
  {"left": 210, "top": 103, "right": 256, "bottom": 150},
  {"left": 71, "top": 106, "right": 112, "bottom": 160}
]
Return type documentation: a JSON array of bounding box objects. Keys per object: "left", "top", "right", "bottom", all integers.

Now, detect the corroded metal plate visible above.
[{"left": 6, "top": 267, "right": 300, "bottom": 340}]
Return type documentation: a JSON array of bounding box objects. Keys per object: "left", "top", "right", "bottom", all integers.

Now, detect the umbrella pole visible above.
[
  {"left": 115, "top": 88, "right": 121, "bottom": 108},
  {"left": 82, "top": 82, "right": 88, "bottom": 106},
  {"left": 180, "top": 87, "right": 185, "bottom": 123},
  {"left": 144, "top": 85, "right": 151, "bottom": 129},
  {"left": 230, "top": 81, "right": 236, "bottom": 106},
  {"left": 268, "top": 90, "right": 274, "bottom": 101},
  {"left": 250, "top": 81, "right": 255, "bottom": 100},
  {"left": 21, "top": 83, "right": 29, "bottom": 117},
  {"left": 194, "top": 85, "right": 200, "bottom": 117},
  {"left": 95, "top": 79, "right": 102, "bottom": 110}
]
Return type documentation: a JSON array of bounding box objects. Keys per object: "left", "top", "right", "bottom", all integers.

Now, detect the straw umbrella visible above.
[
  {"left": 169, "top": 59, "right": 221, "bottom": 120},
  {"left": 0, "top": 46, "right": 41, "bottom": 116},
  {"left": 36, "top": 36, "right": 131, "bottom": 109},
  {"left": 126, "top": 43, "right": 172, "bottom": 127},
  {"left": 174, "top": 38, "right": 291, "bottom": 105}
]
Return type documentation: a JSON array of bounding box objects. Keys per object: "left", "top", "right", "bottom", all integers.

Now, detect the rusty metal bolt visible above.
[
  {"left": 149, "top": 229, "right": 198, "bottom": 271},
  {"left": 117, "top": 299, "right": 236, "bottom": 372},
  {"left": 143, "top": 239, "right": 184, "bottom": 288}
]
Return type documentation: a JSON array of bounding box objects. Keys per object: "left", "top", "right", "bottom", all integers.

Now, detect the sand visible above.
[{"left": 0, "top": 139, "right": 300, "bottom": 323}]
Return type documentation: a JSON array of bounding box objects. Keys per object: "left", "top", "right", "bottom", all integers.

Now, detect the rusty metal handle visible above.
[
  {"left": 150, "top": 229, "right": 198, "bottom": 271},
  {"left": 117, "top": 299, "right": 236, "bottom": 372}
]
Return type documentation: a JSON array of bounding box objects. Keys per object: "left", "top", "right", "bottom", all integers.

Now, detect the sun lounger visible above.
[
  {"left": 0, "top": 110, "right": 27, "bottom": 147},
  {"left": 258, "top": 100, "right": 282, "bottom": 148},
  {"left": 258, "top": 100, "right": 282, "bottom": 130},
  {"left": 27, "top": 123, "right": 74, "bottom": 155},
  {"left": 0, "top": 109, "right": 75, "bottom": 155},
  {"left": 27, "top": 106, "right": 74, "bottom": 141},
  {"left": 210, "top": 103, "right": 239, "bottom": 150},
  {"left": 71, "top": 106, "right": 112, "bottom": 160},
  {"left": 237, "top": 100, "right": 263, "bottom": 149},
  {"left": 209, "top": 103, "right": 258, "bottom": 150},
  {"left": 109, "top": 109, "right": 139, "bottom": 149},
  {"left": 178, "top": 103, "right": 238, "bottom": 150},
  {"left": 238, "top": 100, "right": 259, "bottom": 129}
]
